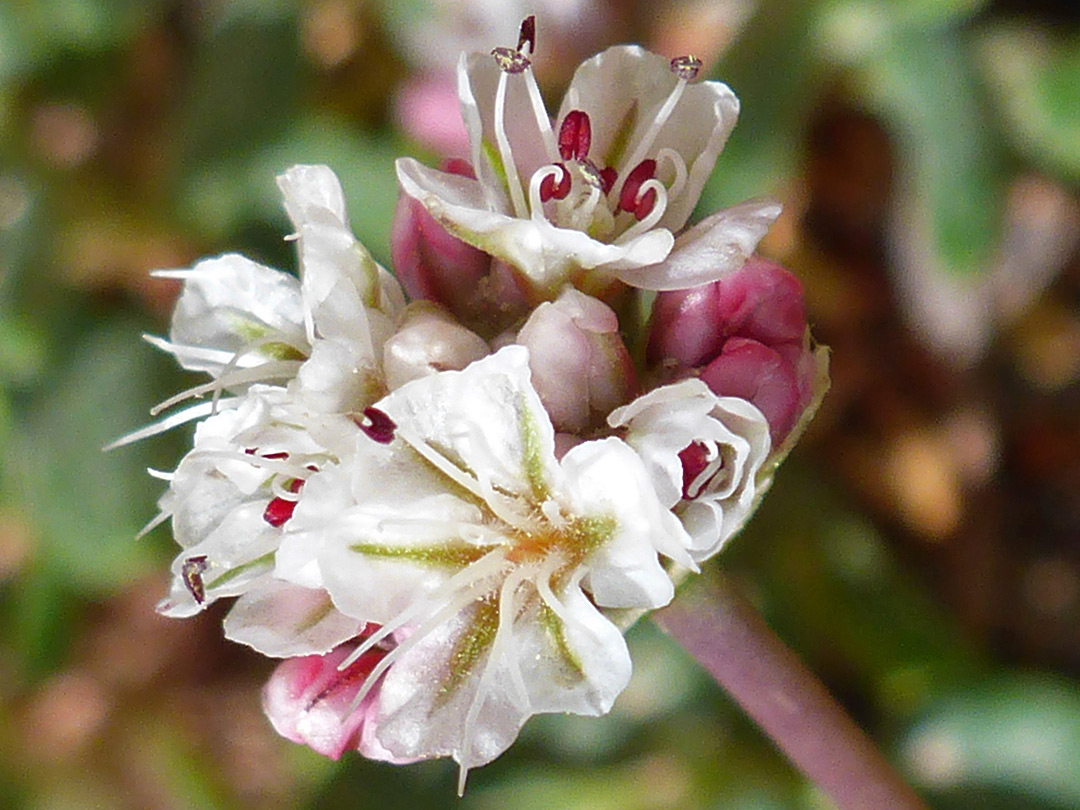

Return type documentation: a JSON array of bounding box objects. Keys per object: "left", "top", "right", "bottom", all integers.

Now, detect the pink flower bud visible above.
[
  {"left": 382, "top": 301, "right": 490, "bottom": 390},
  {"left": 390, "top": 162, "right": 532, "bottom": 337},
  {"left": 516, "top": 288, "right": 637, "bottom": 434},
  {"left": 648, "top": 257, "right": 813, "bottom": 445},
  {"left": 262, "top": 637, "right": 409, "bottom": 763}
]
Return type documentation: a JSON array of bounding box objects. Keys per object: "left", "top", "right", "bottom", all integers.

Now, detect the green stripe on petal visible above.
[
  {"left": 348, "top": 541, "right": 499, "bottom": 567},
  {"left": 206, "top": 551, "right": 275, "bottom": 590},
  {"left": 519, "top": 395, "right": 550, "bottom": 502}
]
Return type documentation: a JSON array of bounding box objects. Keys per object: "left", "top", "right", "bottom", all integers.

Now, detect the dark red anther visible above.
[
  {"left": 264, "top": 476, "right": 307, "bottom": 527},
  {"left": 634, "top": 187, "right": 658, "bottom": 220},
  {"left": 539, "top": 164, "right": 572, "bottom": 202},
  {"left": 355, "top": 407, "right": 397, "bottom": 444},
  {"left": 618, "top": 159, "right": 657, "bottom": 217},
  {"left": 599, "top": 166, "right": 617, "bottom": 194},
  {"left": 181, "top": 555, "right": 210, "bottom": 604},
  {"left": 517, "top": 15, "right": 536, "bottom": 55},
  {"left": 558, "top": 110, "right": 591, "bottom": 162},
  {"left": 678, "top": 442, "right": 711, "bottom": 500},
  {"left": 264, "top": 496, "right": 299, "bottom": 527}
]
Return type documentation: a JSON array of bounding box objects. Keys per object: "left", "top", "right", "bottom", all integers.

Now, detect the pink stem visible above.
[{"left": 652, "top": 574, "right": 928, "bottom": 810}]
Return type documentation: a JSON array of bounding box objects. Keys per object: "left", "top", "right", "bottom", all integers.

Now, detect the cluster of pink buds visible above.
[{"left": 124, "top": 16, "right": 827, "bottom": 793}]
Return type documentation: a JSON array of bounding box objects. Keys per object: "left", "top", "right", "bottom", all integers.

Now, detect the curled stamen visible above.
[
  {"left": 617, "top": 159, "right": 657, "bottom": 215},
  {"left": 656, "top": 147, "right": 688, "bottom": 200},
  {"left": 611, "top": 69, "right": 691, "bottom": 200},
  {"left": 670, "top": 55, "right": 703, "bottom": 81},
  {"left": 529, "top": 165, "right": 570, "bottom": 219},
  {"left": 538, "top": 164, "right": 572, "bottom": 203},
  {"left": 558, "top": 110, "right": 591, "bottom": 162},
  {"left": 491, "top": 46, "right": 530, "bottom": 74},
  {"left": 615, "top": 179, "right": 668, "bottom": 243}
]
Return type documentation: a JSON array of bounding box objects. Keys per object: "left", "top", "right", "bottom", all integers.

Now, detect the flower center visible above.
[{"left": 489, "top": 25, "right": 703, "bottom": 246}]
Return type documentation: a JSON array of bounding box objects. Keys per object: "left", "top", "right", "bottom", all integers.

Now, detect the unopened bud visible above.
[
  {"left": 516, "top": 288, "right": 637, "bottom": 434},
  {"left": 383, "top": 302, "right": 490, "bottom": 390}
]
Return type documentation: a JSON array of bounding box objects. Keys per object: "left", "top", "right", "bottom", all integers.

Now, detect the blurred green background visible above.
[{"left": 2, "top": 1, "right": 1079, "bottom": 808}]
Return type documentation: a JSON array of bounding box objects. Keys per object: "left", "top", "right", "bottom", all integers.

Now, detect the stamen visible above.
[
  {"left": 535, "top": 164, "right": 571, "bottom": 205},
  {"left": 558, "top": 110, "right": 591, "bottom": 162},
  {"left": 103, "top": 400, "right": 222, "bottom": 451},
  {"left": 492, "top": 71, "right": 529, "bottom": 218},
  {"left": 611, "top": 68, "right": 692, "bottom": 200},
  {"left": 263, "top": 496, "right": 298, "bottom": 527},
  {"left": 337, "top": 547, "right": 508, "bottom": 672},
  {"left": 181, "top": 555, "right": 210, "bottom": 604},
  {"left": 517, "top": 15, "right": 536, "bottom": 55},
  {"left": 491, "top": 47, "right": 531, "bottom": 74},
  {"left": 459, "top": 565, "right": 531, "bottom": 796},
  {"left": 617, "top": 159, "right": 656, "bottom": 215},
  {"left": 354, "top": 407, "right": 397, "bottom": 444},
  {"left": 148, "top": 360, "right": 302, "bottom": 416},
  {"left": 599, "top": 166, "right": 618, "bottom": 195},
  {"left": 656, "top": 147, "right": 688, "bottom": 200},
  {"left": 670, "top": 55, "right": 703, "bottom": 81},
  {"left": 614, "top": 179, "right": 668, "bottom": 243}
]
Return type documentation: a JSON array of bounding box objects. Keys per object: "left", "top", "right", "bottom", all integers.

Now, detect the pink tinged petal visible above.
[
  {"left": 699, "top": 337, "right": 802, "bottom": 446},
  {"left": 616, "top": 199, "right": 782, "bottom": 291},
  {"left": 516, "top": 288, "right": 637, "bottom": 434},
  {"left": 263, "top": 640, "right": 405, "bottom": 762},
  {"left": 224, "top": 581, "right": 364, "bottom": 658}
]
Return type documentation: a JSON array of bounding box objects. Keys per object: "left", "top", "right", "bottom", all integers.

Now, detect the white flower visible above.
[
  {"left": 118, "top": 165, "right": 405, "bottom": 446},
  {"left": 608, "top": 379, "right": 771, "bottom": 561},
  {"left": 277, "top": 346, "right": 693, "bottom": 786},
  {"left": 154, "top": 385, "right": 364, "bottom": 658},
  {"left": 395, "top": 20, "right": 781, "bottom": 293}
]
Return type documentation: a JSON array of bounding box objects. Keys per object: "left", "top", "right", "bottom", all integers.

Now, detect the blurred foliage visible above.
[{"left": 1, "top": 1, "right": 1079, "bottom": 809}]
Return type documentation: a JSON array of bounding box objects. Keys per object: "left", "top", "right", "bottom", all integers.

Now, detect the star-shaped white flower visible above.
[
  {"left": 609, "top": 379, "right": 771, "bottom": 561},
  {"left": 396, "top": 19, "right": 781, "bottom": 294},
  {"left": 115, "top": 165, "right": 405, "bottom": 447},
  {"left": 277, "top": 346, "right": 693, "bottom": 787}
]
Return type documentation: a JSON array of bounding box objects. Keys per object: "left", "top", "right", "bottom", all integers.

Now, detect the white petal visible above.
[
  {"left": 614, "top": 199, "right": 782, "bottom": 291},
  {"left": 277, "top": 164, "right": 348, "bottom": 227},
  {"left": 224, "top": 580, "right": 363, "bottom": 657},
  {"left": 561, "top": 438, "right": 686, "bottom": 606},
  {"left": 164, "top": 254, "right": 307, "bottom": 365},
  {"left": 380, "top": 346, "right": 558, "bottom": 503},
  {"left": 557, "top": 45, "right": 740, "bottom": 231}
]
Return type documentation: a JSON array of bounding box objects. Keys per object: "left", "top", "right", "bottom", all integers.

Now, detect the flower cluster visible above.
[{"left": 128, "top": 18, "right": 827, "bottom": 791}]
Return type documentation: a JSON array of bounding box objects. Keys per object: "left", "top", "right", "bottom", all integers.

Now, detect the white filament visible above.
[
  {"left": 611, "top": 77, "right": 688, "bottom": 201},
  {"left": 656, "top": 147, "right": 688, "bottom": 201},
  {"left": 493, "top": 71, "right": 529, "bottom": 219}
]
